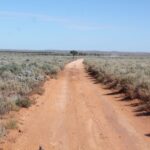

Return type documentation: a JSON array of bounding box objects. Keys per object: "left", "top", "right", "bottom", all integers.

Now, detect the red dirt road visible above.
[{"left": 2, "top": 59, "right": 150, "bottom": 150}]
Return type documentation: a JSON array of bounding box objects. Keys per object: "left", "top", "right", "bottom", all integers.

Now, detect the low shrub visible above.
[
  {"left": 84, "top": 57, "right": 150, "bottom": 111},
  {"left": 16, "top": 98, "right": 31, "bottom": 108},
  {"left": 0, "top": 54, "right": 72, "bottom": 115},
  {"left": 0, "top": 100, "right": 12, "bottom": 115},
  {"left": 5, "top": 120, "right": 18, "bottom": 130},
  {"left": 0, "top": 123, "right": 6, "bottom": 138}
]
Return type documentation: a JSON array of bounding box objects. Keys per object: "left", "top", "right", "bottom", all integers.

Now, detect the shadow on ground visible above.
[
  {"left": 86, "top": 71, "right": 150, "bottom": 138},
  {"left": 145, "top": 134, "right": 150, "bottom": 137}
]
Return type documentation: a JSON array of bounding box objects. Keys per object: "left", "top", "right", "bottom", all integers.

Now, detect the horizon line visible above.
[{"left": 0, "top": 49, "right": 149, "bottom": 53}]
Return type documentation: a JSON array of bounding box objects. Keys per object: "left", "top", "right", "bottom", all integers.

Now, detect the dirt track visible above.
[{"left": 2, "top": 59, "right": 150, "bottom": 150}]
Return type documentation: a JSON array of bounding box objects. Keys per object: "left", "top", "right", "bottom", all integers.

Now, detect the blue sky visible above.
[{"left": 0, "top": 0, "right": 150, "bottom": 51}]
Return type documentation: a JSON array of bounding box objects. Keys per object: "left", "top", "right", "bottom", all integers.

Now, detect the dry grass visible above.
[
  {"left": 5, "top": 119, "right": 18, "bottom": 130},
  {"left": 0, "top": 123, "right": 6, "bottom": 138},
  {"left": 84, "top": 56, "right": 150, "bottom": 111},
  {"left": 0, "top": 52, "right": 72, "bottom": 138},
  {"left": 0, "top": 53, "right": 72, "bottom": 115}
]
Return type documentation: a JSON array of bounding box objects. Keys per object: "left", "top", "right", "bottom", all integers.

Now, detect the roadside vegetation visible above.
[
  {"left": 0, "top": 52, "right": 71, "bottom": 137},
  {"left": 84, "top": 56, "right": 150, "bottom": 112}
]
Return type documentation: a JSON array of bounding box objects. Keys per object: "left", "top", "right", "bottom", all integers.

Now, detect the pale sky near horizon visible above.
[{"left": 0, "top": 0, "right": 150, "bottom": 52}]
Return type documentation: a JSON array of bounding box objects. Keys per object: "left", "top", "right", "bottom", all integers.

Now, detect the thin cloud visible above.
[
  {"left": 0, "top": 11, "right": 66, "bottom": 22},
  {"left": 0, "top": 11, "right": 111, "bottom": 31},
  {"left": 67, "top": 24, "right": 111, "bottom": 31}
]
